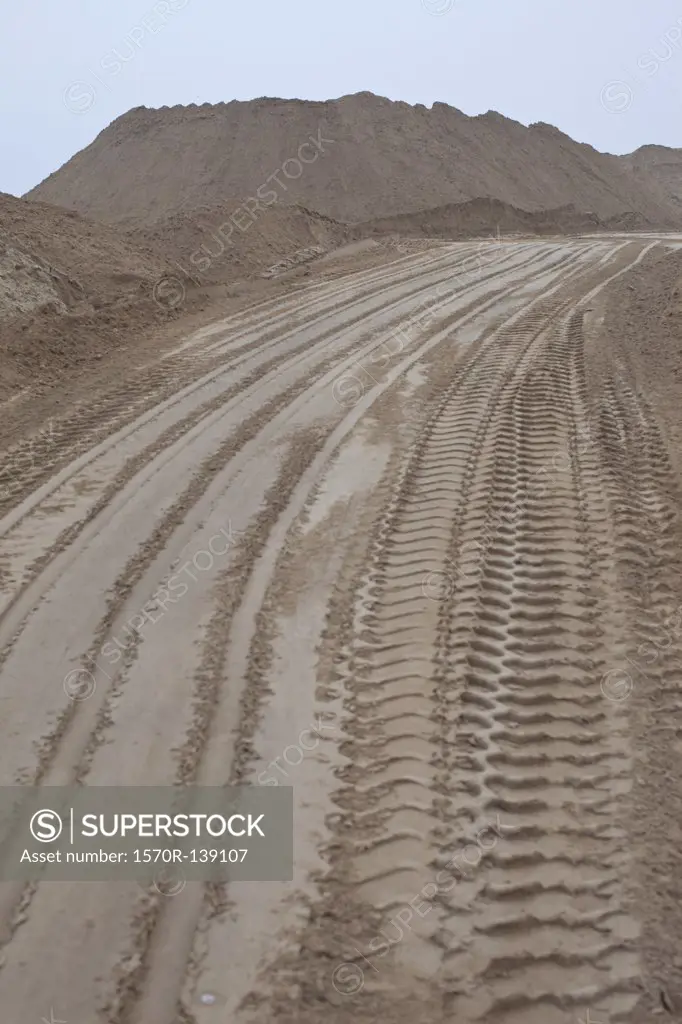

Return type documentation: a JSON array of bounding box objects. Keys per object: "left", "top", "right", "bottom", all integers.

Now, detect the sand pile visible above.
[{"left": 27, "top": 92, "right": 682, "bottom": 228}]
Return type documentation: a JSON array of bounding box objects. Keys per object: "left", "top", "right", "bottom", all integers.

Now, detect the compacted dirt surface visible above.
[{"left": 2, "top": 236, "right": 682, "bottom": 1023}]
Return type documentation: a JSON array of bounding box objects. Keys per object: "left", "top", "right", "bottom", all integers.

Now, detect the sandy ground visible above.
[{"left": 1, "top": 237, "right": 682, "bottom": 1023}]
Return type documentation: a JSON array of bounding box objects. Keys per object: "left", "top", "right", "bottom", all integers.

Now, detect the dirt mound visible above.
[
  {"left": 131, "top": 201, "right": 347, "bottom": 285},
  {"left": 0, "top": 191, "right": 348, "bottom": 402},
  {"left": 351, "top": 197, "right": 654, "bottom": 241},
  {"left": 26, "top": 93, "right": 682, "bottom": 228}
]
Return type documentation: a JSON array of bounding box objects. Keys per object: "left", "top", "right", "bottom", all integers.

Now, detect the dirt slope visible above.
[
  {"left": 0, "top": 191, "right": 347, "bottom": 318},
  {"left": 0, "top": 191, "right": 349, "bottom": 399},
  {"left": 0, "top": 190, "right": 176, "bottom": 398},
  {"left": 622, "top": 145, "right": 682, "bottom": 221},
  {"left": 0, "top": 190, "right": 167, "bottom": 320},
  {"left": 26, "top": 93, "right": 682, "bottom": 227}
]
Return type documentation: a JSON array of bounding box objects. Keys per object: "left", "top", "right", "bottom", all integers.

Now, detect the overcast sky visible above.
[{"left": 2, "top": 0, "right": 682, "bottom": 197}]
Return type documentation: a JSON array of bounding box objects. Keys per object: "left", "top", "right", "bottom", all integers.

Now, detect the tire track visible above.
[
  {"left": 262, "top": 241, "right": 652, "bottom": 1024},
  {"left": 591, "top": 348, "right": 682, "bottom": 1020}
]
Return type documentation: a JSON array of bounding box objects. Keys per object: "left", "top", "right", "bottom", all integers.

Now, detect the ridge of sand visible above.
[{"left": 351, "top": 196, "right": 653, "bottom": 240}]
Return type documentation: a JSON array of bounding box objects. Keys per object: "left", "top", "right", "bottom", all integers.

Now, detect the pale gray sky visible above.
[{"left": 2, "top": 0, "right": 682, "bottom": 197}]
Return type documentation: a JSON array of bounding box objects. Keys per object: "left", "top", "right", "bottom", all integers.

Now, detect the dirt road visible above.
[{"left": 0, "top": 237, "right": 677, "bottom": 1023}]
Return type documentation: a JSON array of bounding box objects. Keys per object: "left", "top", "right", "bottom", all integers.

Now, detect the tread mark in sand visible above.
[{"left": 305, "top": 292, "right": 645, "bottom": 1022}]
